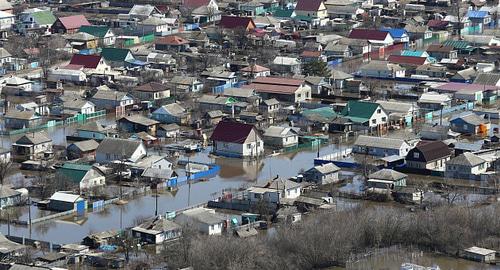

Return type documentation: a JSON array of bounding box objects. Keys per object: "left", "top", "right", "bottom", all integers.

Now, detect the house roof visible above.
[
  {"left": 220, "top": 16, "right": 255, "bottom": 29},
  {"left": 58, "top": 163, "right": 93, "bottom": 183},
  {"left": 243, "top": 76, "right": 304, "bottom": 95},
  {"left": 369, "top": 169, "right": 407, "bottom": 181},
  {"left": 450, "top": 112, "right": 487, "bottom": 126},
  {"left": 427, "top": 20, "right": 449, "bottom": 28},
  {"left": 101, "top": 48, "right": 131, "bottom": 62},
  {"left": 96, "top": 138, "right": 142, "bottom": 158},
  {"left": 447, "top": 152, "right": 485, "bottom": 167},
  {"left": 310, "top": 163, "right": 340, "bottom": 174},
  {"left": 57, "top": 15, "right": 91, "bottom": 30},
  {"left": 129, "top": 4, "right": 158, "bottom": 16},
  {"left": 141, "top": 167, "right": 175, "bottom": 179},
  {"left": 473, "top": 73, "right": 500, "bottom": 86},
  {"left": 183, "top": 0, "right": 211, "bottom": 9},
  {"left": 210, "top": 120, "right": 256, "bottom": 143},
  {"left": 155, "top": 103, "right": 187, "bottom": 117},
  {"left": 66, "top": 32, "right": 97, "bottom": 41},
  {"left": 133, "top": 216, "right": 180, "bottom": 235},
  {"left": 155, "top": 35, "right": 189, "bottom": 45},
  {"left": 92, "top": 90, "right": 129, "bottom": 101},
  {"left": 79, "top": 25, "right": 111, "bottom": 38},
  {"left": 407, "top": 140, "right": 451, "bottom": 162},
  {"left": 0, "top": 234, "right": 23, "bottom": 255},
  {"left": 301, "top": 50, "right": 322, "bottom": 58},
  {"left": 119, "top": 115, "right": 160, "bottom": 126},
  {"left": 134, "top": 82, "right": 168, "bottom": 92},
  {"left": 32, "top": 10, "right": 56, "bottom": 25},
  {"left": 0, "top": 185, "right": 21, "bottom": 199},
  {"left": 263, "top": 126, "right": 297, "bottom": 138},
  {"left": 388, "top": 55, "right": 427, "bottom": 66},
  {"left": 467, "top": 10, "right": 489, "bottom": 18},
  {"left": 4, "top": 110, "right": 38, "bottom": 120},
  {"left": 302, "top": 107, "right": 337, "bottom": 122},
  {"left": 360, "top": 60, "right": 404, "bottom": 72},
  {"left": 427, "top": 44, "right": 454, "bottom": 53},
  {"left": 273, "top": 56, "right": 300, "bottom": 66},
  {"left": 354, "top": 135, "right": 407, "bottom": 150},
  {"left": 69, "top": 54, "right": 102, "bottom": 69},
  {"left": 15, "top": 132, "right": 51, "bottom": 145},
  {"left": 240, "top": 64, "right": 270, "bottom": 73},
  {"left": 464, "top": 246, "right": 496, "bottom": 256},
  {"left": 341, "top": 100, "right": 380, "bottom": 119},
  {"left": 49, "top": 192, "right": 82, "bottom": 203},
  {"left": 295, "top": 0, "right": 323, "bottom": 11},
  {"left": 349, "top": 29, "right": 389, "bottom": 41},
  {"left": 178, "top": 208, "right": 224, "bottom": 225},
  {"left": 380, "top": 28, "right": 407, "bottom": 39},
  {"left": 69, "top": 140, "right": 99, "bottom": 152},
  {"left": 0, "top": 0, "right": 12, "bottom": 11}
]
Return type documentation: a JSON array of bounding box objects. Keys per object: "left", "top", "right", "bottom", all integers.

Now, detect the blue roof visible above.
[
  {"left": 380, "top": 28, "right": 408, "bottom": 38},
  {"left": 467, "top": 10, "right": 489, "bottom": 18}
]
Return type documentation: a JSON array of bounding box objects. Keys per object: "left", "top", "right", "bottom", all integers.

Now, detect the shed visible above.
[
  {"left": 48, "top": 192, "right": 86, "bottom": 212},
  {"left": 462, "top": 246, "right": 496, "bottom": 263}
]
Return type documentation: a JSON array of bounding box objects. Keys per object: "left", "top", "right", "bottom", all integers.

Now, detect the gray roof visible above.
[
  {"left": 223, "top": 87, "right": 255, "bottom": 98},
  {"left": 452, "top": 67, "right": 476, "bottom": 81},
  {"left": 178, "top": 208, "right": 224, "bottom": 225},
  {"left": 262, "top": 98, "right": 280, "bottom": 106},
  {"left": 369, "top": 169, "right": 407, "bottom": 181},
  {"left": 120, "top": 115, "right": 159, "bottom": 126},
  {"left": 170, "top": 76, "right": 199, "bottom": 85},
  {"left": 0, "top": 185, "right": 21, "bottom": 199},
  {"left": 206, "top": 110, "right": 224, "bottom": 118},
  {"left": 331, "top": 69, "right": 354, "bottom": 80},
  {"left": 0, "top": 233, "right": 23, "bottom": 255},
  {"left": 263, "top": 126, "right": 297, "bottom": 138},
  {"left": 133, "top": 216, "right": 181, "bottom": 235},
  {"left": 4, "top": 110, "right": 38, "bottom": 120},
  {"left": 141, "top": 167, "right": 174, "bottom": 179},
  {"left": 354, "top": 135, "right": 407, "bottom": 150},
  {"left": 0, "top": 47, "right": 11, "bottom": 58},
  {"left": 96, "top": 138, "right": 142, "bottom": 157},
  {"left": 77, "top": 122, "right": 112, "bottom": 132},
  {"left": 447, "top": 152, "right": 485, "bottom": 167},
  {"left": 160, "top": 103, "right": 187, "bottom": 116},
  {"left": 92, "top": 90, "right": 129, "bottom": 101},
  {"left": 451, "top": 112, "right": 487, "bottom": 126},
  {"left": 159, "top": 123, "right": 180, "bottom": 131},
  {"left": 376, "top": 100, "right": 416, "bottom": 114},
  {"left": 16, "top": 132, "right": 51, "bottom": 145},
  {"left": 360, "top": 60, "right": 405, "bottom": 72},
  {"left": 309, "top": 163, "right": 340, "bottom": 174},
  {"left": 129, "top": 4, "right": 157, "bottom": 16},
  {"left": 69, "top": 140, "right": 99, "bottom": 152},
  {"left": 473, "top": 72, "right": 500, "bottom": 86}
]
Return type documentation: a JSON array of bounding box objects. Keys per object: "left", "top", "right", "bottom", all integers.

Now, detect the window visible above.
[
  {"left": 372, "top": 119, "right": 376, "bottom": 124},
  {"left": 377, "top": 109, "right": 381, "bottom": 114},
  {"left": 247, "top": 144, "right": 252, "bottom": 149},
  {"left": 106, "top": 153, "right": 111, "bottom": 160},
  {"left": 414, "top": 152, "right": 419, "bottom": 159}
]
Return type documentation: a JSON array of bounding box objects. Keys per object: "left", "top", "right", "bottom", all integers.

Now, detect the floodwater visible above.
[{"left": 0, "top": 144, "right": 338, "bottom": 244}]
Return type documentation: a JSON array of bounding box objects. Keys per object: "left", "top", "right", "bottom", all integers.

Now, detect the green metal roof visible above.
[
  {"left": 302, "top": 107, "right": 337, "bottom": 122},
  {"left": 58, "top": 163, "right": 92, "bottom": 183},
  {"left": 442, "top": 40, "right": 475, "bottom": 51},
  {"left": 341, "top": 100, "right": 379, "bottom": 120},
  {"left": 101, "top": 47, "right": 131, "bottom": 62},
  {"left": 32, "top": 10, "right": 56, "bottom": 25},
  {"left": 79, "top": 25, "right": 110, "bottom": 38},
  {"left": 273, "top": 8, "right": 294, "bottom": 18}
]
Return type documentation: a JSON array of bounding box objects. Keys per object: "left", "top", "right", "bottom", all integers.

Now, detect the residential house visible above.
[
  {"left": 405, "top": 140, "right": 451, "bottom": 170},
  {"left": 197, "top": 95, "right": 250, "bottom": 115},
  {"left": 243, "top": 77, "right": 311, "bottom": 103},
  {"left": 129, "top": 155, "right": 173, "bottom": 176},
  {"left": 90, "top": 90, "right": 135, "bottom": 111},
  {"left": 358, "top": 60, "right": 406, "bottom": 78},
  {"left": 353, "top": 135, "right": 411, "bottom": 157},
  {"left": 450, "top": 112, "right": 490, "bottom": 135},
  {"left": 327, "top": 6, "right": 363, "bottom": 20},
  {"left": 294, "top": 0, "right": 328, "bottom": 24},
  {"left": 220, "top": 16, "right": 256, "bottom": 31},
  {"left": 100, "top": 48, "right": 135, "bottom": 68},
  {"left": 0, "top": 186, "right": 22, "bottom": 209},
  {"left": 83, "top": 230, "right": 119, "bottom": 249},
  {"left": 272, "top": 56, "right": 301, "bottom": 75},
  {"left": 132, "top": 82, "right": 171, "bottom": 104},
  {"left": 57, "top": 98, "right": 96, "bottom": 116},
  {"left": 146, "top": 52, "right": 177, "bottom": 71},
  {"left": 3, "top": 76, "right": 33, "bottom": 91},
  {"left": 152, "top": 103, "right": 191, "bottom": 125},
  {"left": 48, "top": 192, "right": 86, "bottom": 212},
  {"left": 473, "top": 72, "right": 500, "bottom": 87},
  {"left": 118, "top": 115, "right": 160, "bottom": 136},
  {"left": 0, "top": 11, "right": 14, "bottom": 38},
  {"left": 95, "top": 137, "right": 147, "bottom": 163},
  {"left": 426, "top": 44, "right": 458, "bottom": 60},
  {"left": 246, "top": 178, "right": 302, "bottom": 203},
  {"left": 169, "top": 76, "right": 204, "bottom": 92},
  {"left": 201, "top": 69, "right": 238, "bottom": 92},
  {"left": 417, "top": 92, "right": 452, "bottom": 111},
  {"left": 67, "top": 140, "right": 100, "bottom": 160},
  {"left": 303, "top": 163, "right": 341, "bottom": 185},
  {"left": 405, "top": 24, "right": 433, "bottom": 41},
  {"left": 50, "top": 15, "right": 91, "bottom": 34},
  {"left": 12, "top": 132, "right": 52, "bottom": 161},
  {"left": 4, "top": 111, "right": 41, "bottom": 129},
  {"left": 0, "top": 148, "right": 11, "bottom": 163},
  {"left": 239, "top": 64, "right": 271, "bottom": 78},
  {"left": 48, "top": 66, "right": 87, "bottom": 84},
  {"left": 68, "top": 54, "right": 111, "bottom": 74},
  {"left": 137, "top": 17, "right": 177, "bottom": 35},
  {"left": 240, "top": 1, "right": 265, "bottom": 16},
  {"left": 415, "top": 64, "right": 447, "bottom": 78},
  {"left": 56, "top": 163, "right": 105, "bottom": 192},
  {"left": 132, "top": 216, "right": 181, "bottom": 244},
  {"left": 348, "top": 29, "right": 394, "bottom": 48},
  {"left": 300, "top": 50, "right": 327, "bottom": 63},
  {"left": 155, "top": 35, "right": 190, "bottom": 51},
  {"left": 210, "top": 120, "right": 264, "bottom": 158},
  {"left": 17, "top": 9, "right": 56, "bottom": 35},
  {"left": 126, "top": 4, "right": 162, "bottom": 22},
  {"left": 0, "top": 47, "right": 10, "bottom": 66},
  {"left": 66, "top": 32, "right": 99, "bottom": 51},
  {"left": 175, "top": 207, "right": 225, "bottom": 235},
  {"left": 387, "top": 55, "right": 429, "bottom": 70},
  {"left": 467, "top": 10, "right": 491, "bottom": 26},
  {"left": 445, "top": 152, "right": 489, "bottom": 179},
  {"left": 324, "top": 43, "right": 352, "bottom": 60},
  {"left": 381, "top": 28, "right": 410, "bottom": 44},
  {"left": 157, "top": 123, "right": 180, "bottom": 138},
  {"left": 263, "top": 126, "right": 299, "bottom": 148},
  {"left": 183, "top": 0, "right": 221, "bottom": 24},
  {"left": 260, "top": 98, "right": 280, "bottom": 115},
  {"left": 75, "top": 122, "right": 117, "bottom": 140},
  {"left": 341, "top": 100, "right": 389, "bottom": 129},
  {"left": 367, "top": 169, "right": 407, "bottom": 192},
  {"left": 79, "top": 25, "right": 116, "bottom": 46},
  {"left": 376, "top": 100, "right": 418, "bottom": 126}
]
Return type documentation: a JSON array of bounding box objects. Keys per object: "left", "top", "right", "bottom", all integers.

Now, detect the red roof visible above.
[
  {"left": 183, "top": 0, "right": 210, "bottom": 9},
  {"left": 240, "top": 64, "right": 270, "bottom": 72},
  {"left": 295, "top": 0, "right": 323, "bottom": 11},
  {"left": 210, "top": 121, "right": 255, "bottom": 144},
  {"left": 69, "top": 54, "right": 102, "bottom": 69},
  {"left": 58, "top": 15, "right": 91, "bottom": 30},
  {"left": 427, "top": 20, "right": 448, "bottom": 28},
  {"left": 387, "top": 55, "right": 427, "bottom": 66},
  {"left": 220, "top": 16, "right": 255, "bottom": 29},
  {"left": 155, "top": 35, "right": 189, "bottom": 45},
  {"left": 348, "top": 29, "right": 389, "bottom": 41},
  {"left": 301, "top": 50, "right": 322, "bottom": 58}
]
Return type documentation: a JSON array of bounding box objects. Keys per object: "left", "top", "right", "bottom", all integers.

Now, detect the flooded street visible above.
[{"left": 0, "top": 144, "right": 337, "bottom": 244}]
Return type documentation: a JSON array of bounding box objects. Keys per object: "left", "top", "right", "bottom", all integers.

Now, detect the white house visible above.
[
  {"left": 95, "top": 138, "right": 147, "bottom": 163},
  {"left": 263, "top": 126, "right": 299, "bottom": 148},
  {"left": 445, "top": 152, "right": 489, "bottom": 180},
  {"left": 353, "top": 135, "right": 412, "bottom": 157},
  {"left": 359, "top": 60, "right": 405, "bottom": 78},
  {"left": 210, "top": 121, "right": 264, "bottom": 158},
  {"left": 0, "top": 10, "right": 15, "bottom": 38},
  {"left": 132, "top": 216, "right": 181, "bottom": 244},
  {"left": 303, "top": 163, "right": 341, "bottom": 185},
  {"left": 175, "top": 207, "right": 225, "bottom": 235},
  {"left": 246, "top": 179, "right": 302, "bottom": 203}
]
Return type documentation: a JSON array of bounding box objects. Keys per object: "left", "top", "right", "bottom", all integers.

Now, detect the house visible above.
[
  {"left": 79, "top": 25, "right": 116, "bottom": 46},
  {"left": 387, "top": 55, "right": 429, "bottom": 68},
  {"left": 405, "top": 140, "right": 451, "bottom": 171},
  {"left": 324, "top": 43, "right": 352, "bottom": 60},
  {"left": 331, "top": 69, "right": 354, "bottom": 89},
  {"left": 152, "top": 103, "right": 191, "bottom": 125},
  {"left": 210, "top": 120, "right": 264, "bottom": 158},
  {"left": 4, "top": 111, "right": 41, "bottom": 129},
  {"left": 419, "top": 125, "right": 450, "bottom": 141},
  {"left": 0, "top": 11, "right": 14, "bottom": 38},
  {"left": 467, "top": 10, "right": 491, "bottom": 26},
  {"left": 48, "top": 192, "right": 86, "bottom": 212},
  {"left": 155, "top": 35, "right": 190, "bottom": 51},
  {"left": 246, "top": 178, "right": 302, "bottom": 203},
  {"left": 90, "top": 90, "right": 135, "bottom": 111},
  {"left": 243, "top": 77, "right": 311, "bottom": 103},
  {"left": 0, "top": 186, "right": 22, "bottom": 209},
  {"left": 3, "top": 76, "right": 33, "bottom": 91},
  {"left": 367, "top": 169, "right": 407, "bottom": 192},
  {"left": 415, "top": 64, "right": 447, "bottom": 78},
  {"left": 191, "top": 3, "right": 222, "bottom": 24},
  {"left": 100, "top": 48, "right": 135, "bottom": 68},
  {"left": 341, "top": 100, "right": 389, "bottom": 129},
  {"left": 220, "top": 16, "right": 256, "bottom": 31},
  {"left": 129, "top": 155, "right": 173, "bottom": 176},
  {"left": 175, "top": 207, "right": 225, "bottom": 235},
  {"left": 67, "top": 140, "right": 100, "bottom": 160},
  {"left": 450, "top": 112, "right": 490, "bottom": 135},
  {"left": 170, "top": 76, "right": 204, "bottom": 92},
  {"left": 348, "top": 29, "right": 394, "bottom": 47},
  {"left": 294, "top": 0, "right": 328, "bottom": 22},
  {"left": 303, "top": 163, "right": 341, "bottom": 185},
  {"left": 197, "top": 95, "right": 250, "bottom": 115},
  {"left": 56, "top": 163, "right": 106, "bottom": 191},
  {"left": 272, "top": 56, "right": 301, "bottom": 75},
  {"left": 0, "top": 234, "right": 23, "bottom": 260},
  {"left": 426, "top": 44, "right": 458, "bottom": 60},
  {"left": 380, "top": 28, "right": 410, "bottom": 44},
  {"left": 240, "top": 64, "right": 271, "bottom": 78},
  {"left": 95, "top": 137, "right": 147, "bottom": 163},
  {"left": 353, "top": 135, "right": 411, "bottom": 157},
  {"left": 0, "top": 0, "right": 12, "bottom": 13},
  {"left": 445, "top": 152, "right": 489, "bottom": 179},
  {"left": 137, "top": 17, "right": 178, "bottom": 35},
  {"left": 204, "top": 110, "right": 225, "bottom": 126},
  {"left": 17, "top": 9, "right": 57, "bottom": 35},
  {"left": 327, "top": 6, "right": 362, "bottom": 20},
  {"left": 263, "top": 126, "right": 299, "bottom": 148},
  {"left": 118, "top": 115, "right": 160, "bottom": 136},
  {"left": 0, "top": 148, "right": 11, "bottom": 163},
  {"left": 223, "top": 87, "right": 261, "bottom": 105},
  {"left": 376, "top": 100, "right": 418, "bottom": 125},
  {"left": 12, "top": 132, "right": 52, "bottom": 161},
  {"left": 75, "top": 122, "right": 117, "bottom": 140},
  {"left": 358, "top": 61, "right": 405, "bottom": 78},
  {"left": 0, "top": 47, "right": 10, "bottom": 66},
  {"left": 301, "top": 50, "right": 327, "bottom": 63},
  {"left": 50, "top": 15, "right": 91, "bottom": 34},
  {"left": 48, "top": 67, "right": 87, "bottom": 84},
  {"left": 66, "top": 32, "right": 99, "bottom": 51},
  {"left": 83, "top": 230, "right": 119, "bottom": 249},
  {"left": 473, "top": 72, "right": 500, "bottom": 87},
  {"left": 132, "top": 216, "right": 181, "bottom": 244},
  {"left": 68, "top": 54, "right": 111, "bottom": 74},
  {"left": 260, "top": 98, "right": 280, "bottom": 115},
  {"left": 57, "top": 98, "right": 96, "bottom": 116},
  {"left": 157, "top": 123, "right": 180, "bottom": 138},
  {"left": 462, "top": 247, "right": 496, "bottom": 263},
  {"left": 417, "top": 92, "right": 452, "bottom": 111},
  {"left": 146, "top": 52, "right": 177, "bottom": 71},
  {"left": 132, "top": 82, "right": 171, "bottom": 104},
  {"left": 240, "top": 1, "right": 265, "bottom": 16}
]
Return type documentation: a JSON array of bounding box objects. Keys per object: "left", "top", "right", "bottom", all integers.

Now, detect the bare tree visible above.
[{"left": 0, "top": 159, "right": 12, "bottom": 186}]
